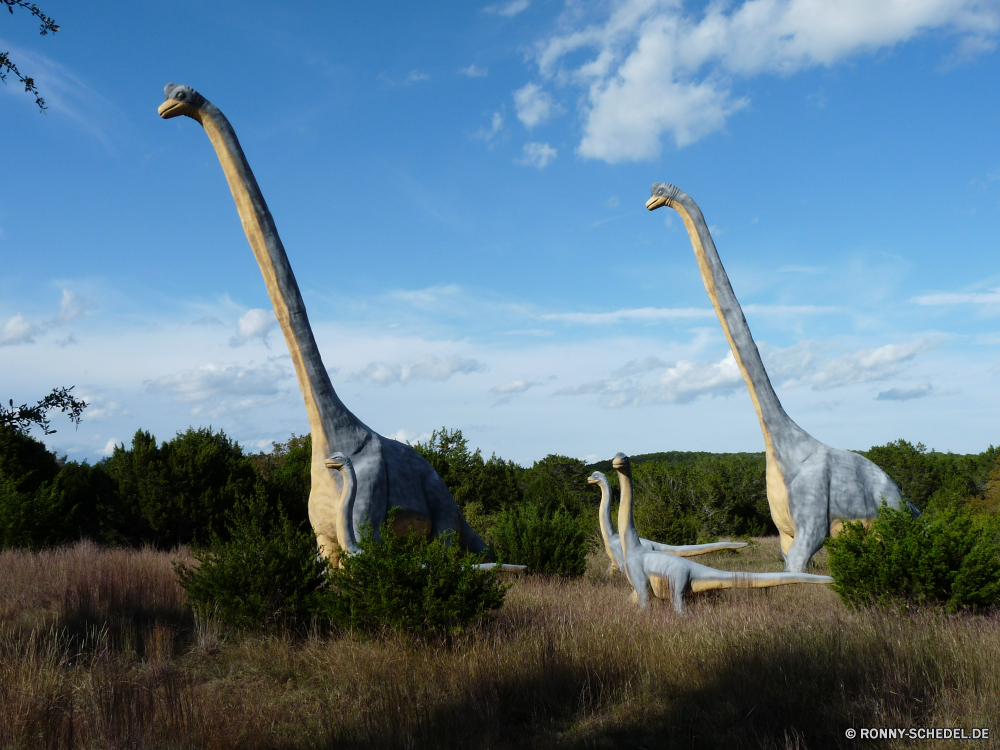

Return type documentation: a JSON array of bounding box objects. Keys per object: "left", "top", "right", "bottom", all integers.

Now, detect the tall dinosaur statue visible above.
[
  {"left": 646, "top": 183, "right": 904, "bottom": 572},
  {"left": 613, "top": 453, "right": 832, "bottom": 613},
  {"left": 588, "top": 470, "right": 747, "bottom": 575},
  {"left": 158, "top": 84, "right": 489, "bottom": 562}
]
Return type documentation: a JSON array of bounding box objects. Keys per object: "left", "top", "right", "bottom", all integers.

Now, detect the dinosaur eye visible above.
[
  {"left": 656, "top": 187, "right": 665, "bottom": 196},
  {"left": 175, "top": 90, "right": 187, "bottom": 101}
]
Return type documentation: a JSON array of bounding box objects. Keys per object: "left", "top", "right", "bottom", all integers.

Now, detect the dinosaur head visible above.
[
  {"left": 646, "top": 182, "right": 678, "bottom": 211},
  {"left": 324, "top": 452, "right": 349, "bottom": 471},
  {"left": 611, "top": 452, "right": 630, "bottom": 470},
  {"left": 587, "top": 471, "right": 603, "bottom": 485},
  {"left": 158, "top": 84, "right": 206, "bottom": 120}
]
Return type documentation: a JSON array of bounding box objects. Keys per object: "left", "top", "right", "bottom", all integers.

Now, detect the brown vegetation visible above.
[{"left": 2, "top": 540, "right": 999, "bottom": 749}]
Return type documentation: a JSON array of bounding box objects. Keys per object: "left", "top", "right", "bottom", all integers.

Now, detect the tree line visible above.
[{"left": 2, "top": 409, "right": 998, "bottom": 565}]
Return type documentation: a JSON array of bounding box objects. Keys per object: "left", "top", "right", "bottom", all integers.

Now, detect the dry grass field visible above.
[{"left": 2, "top": 539, "right": 999, "bottom": 749}]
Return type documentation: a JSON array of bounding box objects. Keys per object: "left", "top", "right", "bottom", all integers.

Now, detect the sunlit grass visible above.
[{"left": 1, "top": 539, "right": 998, "bottom": 748}]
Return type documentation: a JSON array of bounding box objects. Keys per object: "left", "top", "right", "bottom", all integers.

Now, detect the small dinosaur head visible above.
[
  {"left": 587, "top": 471, "right": 604, "bottom": 485},
  {"left": 611, "top": 452, "right": 630, "bottom": 470},
  {"left": 158, "top": 84, "right": 206, "bottom": 119},
  {"left": 646, "top": 182, "right": 678, "bottom": 211},
  {"left": 324, "top": 452, "right": 349, "bottom": 471}
]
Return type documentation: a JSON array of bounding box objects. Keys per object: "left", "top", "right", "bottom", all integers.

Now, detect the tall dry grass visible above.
[{"left": 1, "top": 540, "right": 998, "bottom": 749}]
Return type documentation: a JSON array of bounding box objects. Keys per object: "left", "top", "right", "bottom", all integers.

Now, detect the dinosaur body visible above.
[
  {"left": 588, "top": 470, "right": 746, "bottom": 574},
  {"left": 158, "top": 84, "right": 488, "bottom": 562},
  {"left": 646, "top": 183, "right": 903, "bottom": 572},
  {"left": 613, "top": 453, "right": 832, "bottom": 612}
]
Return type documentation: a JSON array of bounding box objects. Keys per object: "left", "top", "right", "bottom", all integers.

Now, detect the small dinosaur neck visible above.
[
  {"left": 667, "top": 188, "right": 800, "bottom": 456},
  {"left": 195, "top": 103, "right": 369, "bottom": 457},
  {"left": 595, "top": 474, "right": 619, "bottom": 560},
  {"left": 615, "top": 461, "right": 643, "bottom": 560}
]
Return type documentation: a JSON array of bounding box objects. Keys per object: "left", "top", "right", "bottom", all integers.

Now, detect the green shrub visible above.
[
  {"left": 826, "top": 503, "right": 1000, "bottom": 611},
  {"left": 489, "top": 503, "right": 586, "bottom": 577},
  {"left": 175, "top": 488, "right": 332, "bottom": 632},
  {"left": 328, "top": 513, "right": 508, "bottom": 639}
]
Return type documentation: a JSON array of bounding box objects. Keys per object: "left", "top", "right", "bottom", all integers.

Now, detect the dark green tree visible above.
[
  {"left": 490, "top": 502, "right": 587, "bottom": 577},
  {"left": 0, "top": 424, "right": 113, "bottom": 549},
  {"left": 249, "top": 433, "right": 312, "bottom": 530},
  {"left": 176, "top": 487, "right": 331, "bottom": 633},
  {"left": 105, "top": 427, "right": 257, "bottom": 547},
  {"left": 1, "top": 1, "right": 58, "bottom": 111},
  {"left": 827, "top": 503, "right": 1000, "bottom": 611},
  {"left": 329, "top": 512, "right": 508, "bottom": 639}
]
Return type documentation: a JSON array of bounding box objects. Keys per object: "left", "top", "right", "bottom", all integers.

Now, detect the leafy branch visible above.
[
  {"left": 1, "top": 1, "right": 59, "bottom": 112},
  {"left": 1, "top": 386, "right": 87, "bottom": 435}
]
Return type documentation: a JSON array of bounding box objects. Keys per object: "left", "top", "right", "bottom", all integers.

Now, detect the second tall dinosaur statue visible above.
[
  {"left": 158, "top": 84, "right": 489, "bottom": 562},
  {"left": 647, "top": 183, "right": 905, "bottom": 572}
]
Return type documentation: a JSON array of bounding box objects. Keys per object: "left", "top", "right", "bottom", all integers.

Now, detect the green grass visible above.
[{"left": 1, "top": 539, "right": 999, "bottom": 749}]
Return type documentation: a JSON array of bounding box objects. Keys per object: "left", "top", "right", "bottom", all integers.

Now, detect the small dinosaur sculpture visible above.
[
  {"left": 646, "top": 183, "right": 905, "bottom": 572},
  {"left": 158, "top": 84, "right": 489, "bottom": 563},
  {"left": 613, "top": 453, "right": 833, "bottom": 613},
  {"left": 588, "top": 470, "right": 747, "bottom": 574}
]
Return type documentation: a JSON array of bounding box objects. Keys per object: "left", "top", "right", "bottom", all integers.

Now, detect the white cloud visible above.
[
  {"left": 912, "top": 286, "right": 1000, "bottom": 306},
  {"left": 540, "top": 306, "right": 714, "bottom": 324},
  {"left": 490, "top": 378, "right": 543, "bottom": 406},
  {"left": 761, "top": 338, "right": 936, "bottom": 390},
  {"left": 517, "top": 142, "right": 558, "bottom": 168},
  {"left": 0, "top": 314, "right": 40, "bottom": 346},
  {"left": 460, "top": 64, "right": 489, "bottom": 77},
  {"left": 876, "top": 384, "right": 932, "bottom": 401},
  {"left": 531, "top": 0, "right": 1000, "bottom": 161},
  {"left": 54, "top": 289, "right": 84, "bottom": 324},
  {"left": 146, "top": 362, "right": 289, "bottom": 405},
  {"left": 351, "top": 355, "right": 489, "bottom": 387},
  {"left": 514, "top": 82, "right": 556, "bottom": 128},
  {"left": 605, "top": 195, "right": 620, "bottom": 208},
  {"left": 98, "top": 438, "right": 119, "bottom": 457},
  {"left": 485, "top": 0, "right": 530, "bottom": 18},
  {"left": 405, "top": 70, "right": 430, "bottom": 83},
  {"left": 490, "top": 379, "right": 542, "bottom": 395},
  {"left": 557, "top": 351, "right": 744, "bottom": 407},
  {"left": 474, "top": 112, "right": 504, "bottom": 143},
  {"left": 557, "top": 337, "right": 937, "bottom": 408},
  {"left": 0, "top": 288, "right": 86, "bottom": 346},
  {"left": 387, "top": 428, "right": 433, "bottom": 444},
  {"left": 230, "top": 308, "right": 277, "bottom": 347}
]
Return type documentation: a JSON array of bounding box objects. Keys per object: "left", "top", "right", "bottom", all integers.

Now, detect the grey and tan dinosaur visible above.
[
  {"left": 158, "top": 84, "right": 489, "bottom": 563},
  {"left": 588, "top": 470, "right": 747, "bottom": 574},
  {"left": 646, "top": 183, "right": 905, "bottom": 572},
  {"left": 613, "top": 453, "right": 833, "bottom": 612}
]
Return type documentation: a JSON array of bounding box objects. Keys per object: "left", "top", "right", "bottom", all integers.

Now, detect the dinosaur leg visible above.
[
  {"left": 671, "top": 573, "right": 687, "bottom": 614},
  {"left": 784, "top": 522, "right": 826, "bottom": 573}
]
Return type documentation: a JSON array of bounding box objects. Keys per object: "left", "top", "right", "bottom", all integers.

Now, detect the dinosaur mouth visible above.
[
  {"left": 158, "top": 99, "right": 189, "bottom": 119},
  {"left": 646, "top": 195, "right": 668, "bottom": 210}
]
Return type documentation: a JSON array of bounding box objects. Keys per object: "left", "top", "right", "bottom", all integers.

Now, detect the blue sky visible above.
[{"left": 2, "top": 0, "right": 999, "bottom": 465}]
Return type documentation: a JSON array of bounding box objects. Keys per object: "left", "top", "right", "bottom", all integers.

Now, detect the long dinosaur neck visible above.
[
  {"left": 615, "top": 459, "right": 642, "bottom": 559},
  {"left": 667, "top": 188, "right": 799, "bottom": 454},
  {"left": 192, "top": 103, "right": 369, "bottom": 457}
]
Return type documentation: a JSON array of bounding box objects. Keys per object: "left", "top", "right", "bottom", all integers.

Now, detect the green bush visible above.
[
  {"left": 826, "top": 503, "right": 1000, "bottom": 611},
  {"left": 489, "top": 503, "right": 586, "bottom": 577},
  {"left": 175, "top": 488, "right": 332, "bottom": 632},
  {"left": 328, "top": 513, "right": 508, "bottom": 639}
]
